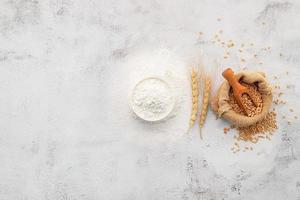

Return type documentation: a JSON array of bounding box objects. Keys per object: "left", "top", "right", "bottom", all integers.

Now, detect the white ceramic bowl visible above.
[{"left": 131, "top": 77, "right": 175, "bottom": 122}]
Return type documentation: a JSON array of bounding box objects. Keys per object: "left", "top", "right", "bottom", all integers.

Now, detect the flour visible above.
[{"left": 132, "top": 78, "right": 174, "bottom": 121}]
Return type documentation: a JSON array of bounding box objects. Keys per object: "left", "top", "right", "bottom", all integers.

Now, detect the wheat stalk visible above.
[
  {"left": 199, "top": 75, "right": 211, "bottom": 139},
  {"left": 188, "top": 67, "right": 199, "bottom": 132}
]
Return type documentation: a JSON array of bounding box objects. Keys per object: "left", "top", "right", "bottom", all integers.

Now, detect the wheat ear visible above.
[
  {"left": 188, "top": 68, "right": 199, "bottom": 132},
  {"left": 199, "top": 75, "right": 211, "bottom": 139}
]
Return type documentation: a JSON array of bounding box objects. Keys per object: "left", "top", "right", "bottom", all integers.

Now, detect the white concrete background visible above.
[{"left": 0, "top": 0, "right": 300, "bottom": 199}]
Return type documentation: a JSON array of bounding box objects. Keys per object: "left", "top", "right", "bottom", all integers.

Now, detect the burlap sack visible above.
[{"left": 211, "top": 71, "right": 273, "bottom": 127}]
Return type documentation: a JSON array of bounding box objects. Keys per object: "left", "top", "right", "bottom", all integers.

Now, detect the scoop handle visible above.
[{"left": 222, "top": 68, "right": 244, "bottom": 92}]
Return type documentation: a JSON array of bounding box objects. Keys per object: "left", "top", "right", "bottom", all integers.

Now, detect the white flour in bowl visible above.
[{"left": 131, "top": 78, "right": 174, "bottom": 121}]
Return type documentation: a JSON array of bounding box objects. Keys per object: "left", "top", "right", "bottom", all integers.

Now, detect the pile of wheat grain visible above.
[
  {"left": 228, "top": 83, "right": 263, "bottom": 117},
  {"left": 227, "top": 82, "right": 277, "bottom": 147}
]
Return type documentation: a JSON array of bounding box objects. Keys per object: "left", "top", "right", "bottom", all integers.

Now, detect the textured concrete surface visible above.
[{"left": 0, "top": 0, "right": 300, "bottom": 199}]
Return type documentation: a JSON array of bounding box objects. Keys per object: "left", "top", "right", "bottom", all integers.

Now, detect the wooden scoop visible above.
[{"left": 222, "top": 68, "right": 259, "bottom": 116}]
